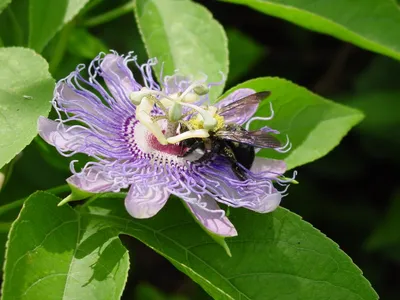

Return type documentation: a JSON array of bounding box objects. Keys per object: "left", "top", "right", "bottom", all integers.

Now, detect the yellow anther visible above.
[
  {"left": 213, "top": 114, "right": 225, "bottom": 131},
  {"left": 193, "top": 84, "right": 209, "bottom": 95},
  {"left": 188, "top": 117, "right": 204, "bottom": 130},
  {"left": 182, "top": 92, "right": 199, "bottom": 103}
]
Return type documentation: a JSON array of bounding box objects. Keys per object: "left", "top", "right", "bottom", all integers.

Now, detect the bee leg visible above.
[
  {"left": 194, "top": 139, "right": 214, "bottom": 163},
  {"left": 179, "top": 139, "right": 204, "bottom": 157},
  {"left": 232, "top": 164, "right": 247, "bottom": 181},
  {"left": 220, "top": 141, "right": 247, "bottom": 181}
]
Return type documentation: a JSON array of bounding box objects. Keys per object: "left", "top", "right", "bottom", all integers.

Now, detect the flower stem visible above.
[
  {"left": 83, "top": 2, "right": 135, "bottom": 27},
  {"left": 0, "top": 184, "right": 70, "bottom": 216}
]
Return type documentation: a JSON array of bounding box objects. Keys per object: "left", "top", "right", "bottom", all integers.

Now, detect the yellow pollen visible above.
[
  {"left": 214, "top": 114, "right": 225, "bottom": 131},
  {"left": 187, "top": 113, "right": 225, "bottom": 131}
]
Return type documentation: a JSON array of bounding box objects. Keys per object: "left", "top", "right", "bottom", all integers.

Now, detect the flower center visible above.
[
  {"left": 129, "top": 81, "right": 220, "bottom": 146},
  {"left": 128, "top": 118, "right": 186, "bottom": 164},
  {"left": 147, "top": 133, "right": 182, "bottom": 155}
]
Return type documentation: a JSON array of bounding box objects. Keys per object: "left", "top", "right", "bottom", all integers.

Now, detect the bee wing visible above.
[
  {"left": 216, "top": 128, "right": 281, "bottom": 149},
  {"left": 217, "top": 91, "right": 271, "bottom": 125}
]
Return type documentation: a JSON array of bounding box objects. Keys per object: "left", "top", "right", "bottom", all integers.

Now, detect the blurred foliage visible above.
[{"left": 0, "top": 0, "right": 399, "bottom": 299}]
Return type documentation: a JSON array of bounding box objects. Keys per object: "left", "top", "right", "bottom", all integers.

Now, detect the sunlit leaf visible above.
[
  {"left": 220, "top": 78, "right": 364, "bottom": 169},
  {"left": 222, "top": 0, "right": 400, "bottom": 61},
  {"left": 0, "top": 47, "right": 54, "bottom": 169},
  {"left": 134, "top": 0, "right": 229, "bottom": 100},
  {"left": 2, "top": 192, "right": 129, "bottom": 300},
  {"left": 28, "top": 0, "right": 90, "bottom": 52},
  {"left": 0, "top": 0, "right": 12, "bottom": 14},
  {"left": 3, "top": 188, "right": 377, "bottom": 300},
  {"left": 83, "top": 195, "right": 377, "bottom": 300}
]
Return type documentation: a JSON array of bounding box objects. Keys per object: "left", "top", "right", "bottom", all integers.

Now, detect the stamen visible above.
[
  {"left": 129, "top": 87, "right": 152, "bottom": 105},
  {"left": 136, "top": 96, "right": 168, "bottom": 145},
  {"left": 166, "top": 129, "right": 209, "bottom": 144},
  {"left": 181, "top": 92, "right": 199, "bottom": 103},
  {"left": 193, "top": 83, "right": 209, "bottom": 96},
  {"left": 174, "top": 101, "right": 217, "bottom": 130}
]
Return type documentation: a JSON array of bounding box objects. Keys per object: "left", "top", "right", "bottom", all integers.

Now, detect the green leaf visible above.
[
  {"left": 2, "top": 192, "right": 129, "bottom": 300},
  {"left": 0, "top": 0, "right": 29, "bottom": 47},
  {"left": 83, "top": 195, "right": 377, "bottom": 300},
  {"left": 0, "top": 47, "right": 54, "bottom": 169},
  {"left": 134, "top": 0, "right": 229, "bottom": 100},
  {"left": 67, "top": 27, "right": 108, "bottom": 59},
  {"left": 4, "top": 191, "right": 377, "bottom": 299},
  {"left": 28, "top": 0, "right": 90, "bottom": 52},
  {"left": 220, "top": 78, "right": 364, "bottom": 170},
  {"left": 222, "top": 0, "right": 400, "bottom": 61},
  {"left": 0, "top": 0, "right": 12, "bottom": 14}
]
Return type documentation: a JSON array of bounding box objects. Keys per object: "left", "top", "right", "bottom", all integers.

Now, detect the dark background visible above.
[{"left": 1, "top": 0, "right": 399, "bottom": 299}]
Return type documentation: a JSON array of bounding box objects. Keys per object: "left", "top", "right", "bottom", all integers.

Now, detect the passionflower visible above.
[{"left": 37, "top": 52, "right": 293, "bottom": 237}]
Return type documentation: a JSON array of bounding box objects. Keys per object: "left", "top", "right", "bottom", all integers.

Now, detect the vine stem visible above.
[
  {"left": 83, "top": 2, "right": 135, "bottom": 27},
  {"left": 0, "top": 184, "right": 70, "bottom": 216}
]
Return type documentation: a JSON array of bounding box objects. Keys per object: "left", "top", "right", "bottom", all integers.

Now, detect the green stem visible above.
[
  {"left": 80, "top": 0, "right": 104, "bottom": 16},
  {"left": 49, "top": 22, "right": 74, "bottom": 74},
  {"left": 0, "top": 184, "right": 70, "bottom": 216},
  {"left": 83, "top": 2, "right": 135, "bottom": 27}
]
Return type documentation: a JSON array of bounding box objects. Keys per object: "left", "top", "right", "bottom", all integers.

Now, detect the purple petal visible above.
[
  {"left": 249, "top": 190, "right": 282, "bottom": 213},
  {"left": 66, "top": 168, "right": 114, "bottom": 193},
  {"left": 56, "top": 83, "right": 97, "bottom": 115},
  {"left": 37, "top": 117, "right": 82, "bottom": 152},
  {"left": 100, "top": 54, "right": 141, "bottom": 102},
  {"left": 216, "top": 88, "right": 257, "bottom": 125},
  {"left": 186, "top": 195, "right": 238, "bottom": 237},
  {"left": 162, "top": 74, "right": 192, "bottom": 95},
  {"left": 125, "top": 184, "right": 170, "bottom": 218},
  {"left": 250, "top": 157, "right": 287, "bottom": 179}
]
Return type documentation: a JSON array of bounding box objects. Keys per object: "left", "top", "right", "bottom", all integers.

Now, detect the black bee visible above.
[{"left": 179, "top": 91, "right": 281, "bottom": 180}]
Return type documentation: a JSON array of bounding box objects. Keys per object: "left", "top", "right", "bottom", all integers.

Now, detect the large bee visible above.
[{"left": 179, "top": 91, "right": 281, "bottom": 180}]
